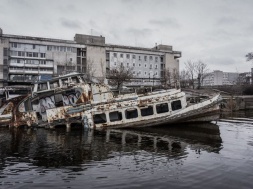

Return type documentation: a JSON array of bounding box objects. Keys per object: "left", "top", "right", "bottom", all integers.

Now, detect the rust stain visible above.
[{"left": 4, "top": 95, "right": 38, "bottom": 127}]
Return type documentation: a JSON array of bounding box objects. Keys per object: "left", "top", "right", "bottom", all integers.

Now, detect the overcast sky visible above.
[{"left": 1, "top": 0, "right": 253, "bottom": 72}]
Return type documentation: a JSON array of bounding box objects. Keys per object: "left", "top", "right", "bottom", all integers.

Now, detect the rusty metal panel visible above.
[
  {"left": 3, "top": 95, "right": 39, "bottom": 127},
  {"left": 18, "top": 111, "right": 38, "bottom": 127},
  {"left": 46, "top": 106, "right": 84, "bottom": 124},
  {"left": 91, "top": 84, "right": 114, "bottom": 102}
]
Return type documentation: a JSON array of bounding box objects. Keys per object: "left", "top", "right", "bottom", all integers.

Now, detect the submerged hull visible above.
[
  {"left": 0, "top": 73, "right": 222, "bottom": 129},
  {"left": 96, "top": 95, "right": 221, "bottom": 129}
]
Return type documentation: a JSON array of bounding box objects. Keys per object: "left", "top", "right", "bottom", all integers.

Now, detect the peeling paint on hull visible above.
[{"left": 0, "top": 73, "right": 222, "bottom": 129}]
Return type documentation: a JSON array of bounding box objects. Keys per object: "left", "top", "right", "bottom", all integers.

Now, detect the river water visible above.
[{"left": 0, "top": 111, "right": 253, "bottom": 189}]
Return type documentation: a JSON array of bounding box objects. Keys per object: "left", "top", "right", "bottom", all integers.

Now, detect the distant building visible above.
[
  {"left": 0, "top": 28, "right": 181, "bottom": 87},
  {"left": 203, "top": 70, "right": 239, "bottom": 86},
  {"left": 238, "top": 72, "right": 252, "bottom": 85}
]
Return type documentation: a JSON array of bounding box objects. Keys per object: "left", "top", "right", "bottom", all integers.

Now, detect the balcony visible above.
[
  {"left": 10, "top": 63, "right": 53, "bottom": 68},
  {"left": 9, "top": 70, "right": 53, "bottom": 74},
  {"left": 9, "top": 63, "right": 25, "bottom": 67},
  {"left": 10, "top": 55, "right": 46, "bottom": 60},
  {"left": 39, "top": 70, "right": 53, "bottom": 74}
]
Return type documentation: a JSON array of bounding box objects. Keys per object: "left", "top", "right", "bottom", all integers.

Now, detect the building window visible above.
[
  {"left": 47, "top": 46, "right": 52, "bottom": 51},
  {"left": 150, "top": 65, "right": 152, "bottom": 69},
  {"left": 114, "top": 53, "right": 117, "bottom": 57},
  {"left": 33, "top": 45, "right": 36, "bottom": 49},
  {"left": 3, "top": 48, "right": 8, "bottom": 56},
  {"left": 114, "top": 62, "right": 116, "bottom": 66},
  {"left": 40, "top": 53, "right": 45, "bottom": 58},
  {"left": 155, "top": 57, "right": 158, "bottom": 62},
  {"left": 17, "top": 59, "right": 20, "bottom": 63},
  {"left": 139, "top": 56, "right": 141, "bottom": 60},
  {"left": 33, "top": 52, "right": 38, "bottom": 57},
  {"left": 127, "top": 63, "right": 129, "bottom": 67},
  {"left": 133, "top": 55, "right": 136, "bottom": 59},
  {"left": 145, "top": 64, "right": 147, "bottom": 67},
  {"left": 145, "top": 72, "right": 147, "bottom": 75},
  {"left": 133, "top": 63, "right": 135, "bottom": 67},
  {"left": 3, "top": 59, "right": 8, "bottom": 65},
  {"left": 160, "top": 57, "right": 164, "bottom": 62},
  {"left": 120, "top": 54, "right": 123, "bottom": 58},
  {"left": 11, "top": 43, "right": 17, "bottom": 48},
  {"left": 161, "top": 64, "right": 164, "bottom": 70},
  {"left": 27, "top": 52, "right": 33, "bottom": 57},
  {"left": 150, "top": 56, "right": 153, "bottom": 60},
  {"left": 144, "top": 56, "right": 147, "bottom": 61},
  {"left": 126, "top": 54, "right": 130, "bottom": 59}
]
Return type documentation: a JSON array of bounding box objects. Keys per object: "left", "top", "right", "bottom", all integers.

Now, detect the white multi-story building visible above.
[
  {"left": 105, "top": 44, "right": 180, "bottom": 86},
  {"left": 203, "top": 70, "right": 239, "bottom": 86},
  {"left": 0, "top": 28, "right": 181, "bottom": 87},
  {"left": 0, "top": 29, "right": 84, "bottom": 87}
]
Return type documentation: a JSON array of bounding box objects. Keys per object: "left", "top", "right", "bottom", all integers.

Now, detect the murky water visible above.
[{"left": 0, "top": 111, "right": 253, "bottom": 189}]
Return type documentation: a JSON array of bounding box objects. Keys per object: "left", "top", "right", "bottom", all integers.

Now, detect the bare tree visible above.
[
  {"left": 195, "top": 60, "right": 210, "bottom": 89},
  {"left": 172, "top": 68, "right": 180, "bottom": 89},
  {"left": 108, "top": 65, "right": 134, "bottom": 89},
  {"left": 184, "top": 60, "right": 196, "bottom": 89},
  {"left": 246, "top": 52, "right": 253, "bottom": 61},
  {"left": 180, "top": 69, "right": 190, "bottom": 88},
  {"left": 162, "top": 68, "right": 180, "bottom": 89},
  {"left": 184, "top": 60, "right": 210, "bottom": 89},
  {"left": 162, "top": 68, "right": 172, "bottom": 89}
]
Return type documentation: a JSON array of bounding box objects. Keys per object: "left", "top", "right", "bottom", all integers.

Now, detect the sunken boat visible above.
[{"left": 0, "top": 73, "right": 222, "bottom": 129}]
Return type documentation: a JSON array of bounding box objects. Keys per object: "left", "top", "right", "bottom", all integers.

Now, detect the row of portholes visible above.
[{"left": 93, "top": 100, "right": 182, "bottom": 124}]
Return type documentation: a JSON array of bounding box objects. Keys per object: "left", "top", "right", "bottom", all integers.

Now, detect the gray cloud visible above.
[
  {"left": 216, "top": 16, "right": 239, "bottom": 26},
  {"left": 149, "top": 18, "right": 180, "bottom": 28},
  {"left": 60, "top": 18, "right": 82, "bottom": 29},
  {"left": 127, "top": 28, "right": 153, "bottom": 37}
]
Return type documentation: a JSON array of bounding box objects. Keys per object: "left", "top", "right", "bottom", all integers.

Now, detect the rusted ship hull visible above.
[
  {"left": 91, "top": 95, "right": 221, "bottom": 129},
  {"left": 0, "top": 73, "right": 222, "bottom": 129},
  {"left": 0, "top": 95, "right": 38, "bottom": 127}
]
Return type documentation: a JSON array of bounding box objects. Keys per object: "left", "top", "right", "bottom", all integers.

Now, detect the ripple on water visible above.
[{"left": 0, "top": 121, "right": 253, "bottom": 188}]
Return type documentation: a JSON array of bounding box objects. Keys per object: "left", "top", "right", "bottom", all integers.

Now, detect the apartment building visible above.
[
  {"left": 203, "top": 70, "right": 239, "bottom": 86},
  {"left": 0, "top": 28, "right": 84, "bottom": 87},
  {"left": 0, "top": 28, "right": 181, "bottom": 87},
  {"left": 75, "top": 34, "right": 181, "bottom": 86}
]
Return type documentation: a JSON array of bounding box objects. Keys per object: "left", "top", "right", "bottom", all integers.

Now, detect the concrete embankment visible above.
[
  {"left": 221, "top": 95, "right": 253, "bottom": 110},
  {"left": 219, "top": 117, "right": 253, "bottom": 124}
]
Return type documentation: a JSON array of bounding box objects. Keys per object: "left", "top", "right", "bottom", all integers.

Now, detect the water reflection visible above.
[{"left": 0, "top": 123, "right": 222, "bottom": 171}]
